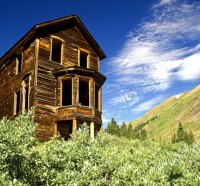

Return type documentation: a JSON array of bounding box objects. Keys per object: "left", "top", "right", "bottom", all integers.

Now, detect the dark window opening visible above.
[
  {"left": 95, "top": 84, "right": 100, "bottom": 110},
  {"left": 16, "top": 54, "right": 23, "bottom": 74},
  {"left": 25, "top": 85, "right": 29, "bottom": 111},
  {"left": 15, "top": 90, "right": 21, "bottom": 114},
  {"left": 80, "top": 51, "right": 88, "bottom": 68},
  {"left": 62, "top": 79, "right": 72, "bottom": 106},
  {"left": 51, "top": 39, "right": 62, "bottom": 63},
  {"left": 57, "top": 121, "right": 73, "bottom": 140},
  {"left": 79, "top": 79, "right": 89, "bottom": 106}
]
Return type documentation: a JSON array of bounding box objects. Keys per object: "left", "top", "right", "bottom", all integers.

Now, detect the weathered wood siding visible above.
[
  {"left": 35, "top": 26, "right": 102, "bottom": 140},
  {"left": 0, "top": 42, "right": 36, "bottom": 119}
]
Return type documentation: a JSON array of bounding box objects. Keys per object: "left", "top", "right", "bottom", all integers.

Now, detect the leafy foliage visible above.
[{"left": 0, "top": 113, "right": 200, "bottom": 185}]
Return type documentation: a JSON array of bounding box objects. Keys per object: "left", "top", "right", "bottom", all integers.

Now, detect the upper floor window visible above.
[
  {"left": 16, "top": 53, "right": 23, "bottom": 74},
  {"left": 79, "top": 49, "right": 89, "bottom": 68},
  {"left": 22, "top": 76, "right": 30, "bottom": 113},
  {"left": 50, "top": 37, "right": 64, "bottom": 63}
]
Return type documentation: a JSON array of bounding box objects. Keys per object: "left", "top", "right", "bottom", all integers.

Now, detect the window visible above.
[
  {"left": 14, "top": 90, "right": 21, "bottom": 114},
  {"left": 25, "top": 85, "right": 29, "bottom": 111},
  {"left": 62, "top": 79, "right": 72, "bottom": 106},
  {"left": 51, "top": 38, "right": 63, "bottom": 63},
  {"left": 21, "top": 77, "right": 30, "bottom": 113},
  {"left": 79, "top": 79, "right": 89, "bottom": 106},
  {"left": 57, "top": 121, "right": 73, "bottom": 140},
  {"left": 95, "top": 84, "right": 100, "bottom": 110},
  {"left": 16, "top": 53, "right": 23, "bottom": 74},
  {"left": 79, "top": 50, "right": 88, "bottom": 68},
  {"left": 24, "top": 78, "right": 30, "bottom": 112}
]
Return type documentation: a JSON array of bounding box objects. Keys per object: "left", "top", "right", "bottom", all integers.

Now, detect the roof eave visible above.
[{"left": 0, "top": 15, "right": 106, "bottom": 68}]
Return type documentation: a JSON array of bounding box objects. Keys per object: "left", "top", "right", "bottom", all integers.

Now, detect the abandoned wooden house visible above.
[{"left": 0, "top": 15, "right": 106, "bottom": 140}]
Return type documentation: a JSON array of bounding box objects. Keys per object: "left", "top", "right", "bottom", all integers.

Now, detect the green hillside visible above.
[{"left": 131, "top": 84, "right": 200, "bottom": 141}]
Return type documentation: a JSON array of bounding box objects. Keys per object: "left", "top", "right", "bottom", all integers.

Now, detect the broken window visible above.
[
  {"left": 51, "top": 38, "right": 63, "bottom": 63},
  {"left": 16, "top": 53, "right": 23, "bottom": 74},
  {"left": 22, "top": 77, "right": 30, "bottom": 113},
  {"left": 79, "top": 79, "right": 89, "bottom": 106},
  {"left": 79, "top": 50, "right": 88, "bottom": 68},
  {"left": 57, "top": 120, "right": 73, "bottom": 140},
  {"left": 25, "top": 85, "right": 29, "bottom": 111},
  {"left": 15, "top": 90, "right": 21, "bottom": 114},
  {"left": 95, "top": 84, "right": 100, "bottom": 110},
  {"left": 62, "top": 79, "right": 72, "bottom": 106}
]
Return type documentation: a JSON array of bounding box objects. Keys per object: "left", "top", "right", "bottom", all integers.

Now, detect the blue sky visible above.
[{"left": 1, "top": 0, "right": 200, "bottom": 127}]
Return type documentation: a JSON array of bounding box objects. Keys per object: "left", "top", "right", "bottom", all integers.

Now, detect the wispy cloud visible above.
[
  {"left": 154, "top": 0, "right": 174, "bottom": 7},
  {"left": 104, "top": 0, "right": 200, "bottom": 122},
  {"left": 132, "top": 96, "right": 164, "bottom": 113},
  {"left": 109, "top": 90, "right": 140, "bottom": 107},
  {"left": 110, "top": 0, "right": 200, "bottom": 93}
]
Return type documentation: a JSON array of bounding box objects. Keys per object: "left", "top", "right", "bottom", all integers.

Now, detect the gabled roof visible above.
[{"left": 0, "top": 15, "right": 106, "bottom": 68}]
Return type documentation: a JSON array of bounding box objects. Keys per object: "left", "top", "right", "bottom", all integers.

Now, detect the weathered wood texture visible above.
[
  {"left": 0, "top": 20, "right": 105, "bottom": 141},
  {"left": 0, "top": 42, "right": 36, "bottom": 119},
  {"left": 35, "top": 26, "right": 103, "bottom": 140}
]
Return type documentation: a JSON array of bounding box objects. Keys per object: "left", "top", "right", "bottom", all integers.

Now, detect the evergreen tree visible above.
[
  {"left": 126, "top": 123, "right": 134, "bottom": 139},
  {"left": 171, "top": 133, "right": 176, "bottom": 144},
  {"left": 134, "top": 130, "right": 140, "bottom": 139},
  {"left": 105, "top": 118, "right": 119, "bottom": 136},
  {"left": 187, "top": 131, "right": 195, "bottom": 144},
  {"left": 140, "top": 129, "right": 147, "bottom": 141},
  {"left": 176, "top": 123, "right": 185, "bottom": 142},
  {"left": 184, "top": 131, "right": 189, "bottom": 143},
  {"left": 119, "top": 121, "right": 127, "bottom": 137}
]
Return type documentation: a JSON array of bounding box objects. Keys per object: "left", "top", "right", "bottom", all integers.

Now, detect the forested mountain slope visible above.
[{"left": 131, "top": 85, "right": 200, "bottom": 140}]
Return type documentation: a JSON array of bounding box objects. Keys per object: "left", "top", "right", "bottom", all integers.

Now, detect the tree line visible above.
[
  {"left": 104, "top": 118, "right": 147, "bottom": 140},
  {"left": 105, "top": 118, "right": 195, "bottom": 144}
]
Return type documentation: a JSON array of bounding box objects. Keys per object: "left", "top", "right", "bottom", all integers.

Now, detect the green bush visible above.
[{"left": 0, "top": 112, "right": 200, "bottom": 185}]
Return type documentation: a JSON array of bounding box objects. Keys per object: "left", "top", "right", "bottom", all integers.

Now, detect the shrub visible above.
[{"left": 0, "top": 113, "right": 200, "bottom": 185}]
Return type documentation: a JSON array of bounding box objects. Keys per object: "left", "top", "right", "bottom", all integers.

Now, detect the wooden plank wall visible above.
[
  {"left": 35, "top": 26, "right": 101, "bottom": 140},
  {"left": 0, "top": 25, "right": 102, "bottom": 140},
  {"left": 0, "top": 42, "right": 36, "bottom": 119}
]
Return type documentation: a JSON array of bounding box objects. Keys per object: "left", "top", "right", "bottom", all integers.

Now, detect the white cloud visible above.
[
  {"left": 176, "top": 53, "right": 200, "bottom": 80},
  {"left": 109, "top": 91, "right": 140, "bottom": 107},
  {"left": 110, "top": 0, "right": 200, "bottom": 93},
  {"left": 154, "top": 0, "right": 174, "bottom": 7},
  {"left": 132, "top": 96, "right": 163, "bottom": 113}
]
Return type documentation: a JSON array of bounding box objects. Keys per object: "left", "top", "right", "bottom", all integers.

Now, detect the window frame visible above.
[
  {"left": 14, "top": 89, "right": 21, "bottom": 115},
  {"left": 16, "top": 53, "right": 23, "bottom": 75},
  {"left": 50, "top": 36, "right": 64, "bottom": 64},
  {"left": 95, "top": 83, "right": 100, "bottom": 110},
  {"left": 78, "top": 48, "right": 90, "bottom": 68},
  {"left": 61, "top": 78, "right": 73, "bottom": 106},
  {"left": 22, "top": 76, "right": 30, "bottom": 113},
  {"left": 78, "top": 78, "right": 90, "bottom": 107}
]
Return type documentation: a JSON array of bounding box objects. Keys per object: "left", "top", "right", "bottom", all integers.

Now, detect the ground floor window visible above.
[
  {"left": 62, "top": 79, "right": 72, "bottom": 106},
  {"left": 79, "top": 79, "right": 89, "bottom": 106},
  {"left": 57, "top": 120, "right": 73, "bottom": 140},
  {"left": 14, "top": 90, "right": 21, "bottom": 114}
]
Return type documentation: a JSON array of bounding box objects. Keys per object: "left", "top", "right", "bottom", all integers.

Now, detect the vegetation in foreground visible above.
[{"left": 0, "top": 112, "right": 200, "bottom": 185}]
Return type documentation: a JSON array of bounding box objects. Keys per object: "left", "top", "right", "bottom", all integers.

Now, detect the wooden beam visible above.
[
  {"left": 90, "top": 122, "right": 94, "bottom": 139},
  {"left": 72, "top": 119, "right": 77, "bottom": 140}
]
